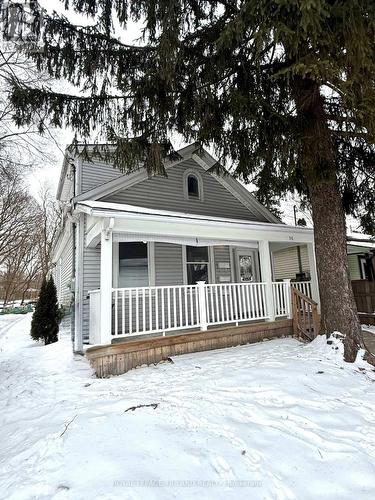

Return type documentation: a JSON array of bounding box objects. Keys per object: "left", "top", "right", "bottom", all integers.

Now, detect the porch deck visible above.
[{"left": 86, "top": 318, "right": 293, "bottom": 378}]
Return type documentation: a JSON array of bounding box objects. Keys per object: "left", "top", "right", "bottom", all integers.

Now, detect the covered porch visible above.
[{"left": 76, "top": 200, "right": 319, "bottom": 347}]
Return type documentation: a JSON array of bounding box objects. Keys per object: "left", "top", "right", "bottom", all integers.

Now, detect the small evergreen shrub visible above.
[{"left": 30, "top": 276, "right": 60, "bottom": 345}]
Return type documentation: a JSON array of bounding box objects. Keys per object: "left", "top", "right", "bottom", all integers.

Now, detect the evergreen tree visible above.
[
  {"left": 30, "top": 276, "right": 59, "bottom": 345},
  {"left": 11, "top": 1, "right": 375, "bottom": 361}
]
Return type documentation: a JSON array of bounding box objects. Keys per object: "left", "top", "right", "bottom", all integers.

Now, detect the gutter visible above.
[{"left": 75, "top": 202, "right": 313, "bottom": 236}]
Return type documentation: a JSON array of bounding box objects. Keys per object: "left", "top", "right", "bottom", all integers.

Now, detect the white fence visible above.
[{"left": 89, "top": 280, "right": 312, "bottom": 342}]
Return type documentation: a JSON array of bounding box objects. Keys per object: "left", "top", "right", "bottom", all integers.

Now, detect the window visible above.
[
  {"left": 184, "top": 170, "right": 203, "bottom": 200},
  {"left": 186, "top": 246, "right": 209, "bottom": 284},
  {"left": 119, "top": 242, "right": 148, "bottom": 287},
  {"left": 187, "top": 174, "right": 199, "bottom": 198}
]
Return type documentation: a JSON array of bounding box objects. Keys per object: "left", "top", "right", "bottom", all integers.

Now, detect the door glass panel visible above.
[{"left": 239, "top": 255, "right": 254, "bottom": 282}]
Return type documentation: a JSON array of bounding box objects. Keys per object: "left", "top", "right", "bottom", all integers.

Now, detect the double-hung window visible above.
[
  {"left": 186, "top": 246, "right": 209, "bottom": 284},
  {"left": 119, "top": 242, "right": 148, "bottom": 287}
]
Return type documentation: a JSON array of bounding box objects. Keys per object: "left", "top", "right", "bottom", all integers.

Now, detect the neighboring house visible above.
[
  {"left": 52, "top": 143, "right": 319, "bottom": 354},
  {"left": 272, "top": 235, "right": 375, "bottom": 282}
]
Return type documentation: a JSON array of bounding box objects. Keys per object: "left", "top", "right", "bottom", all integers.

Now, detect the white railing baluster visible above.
[
  {"left": 172, "top": 287, "right": 177, "bottom": 327},
  {"left": 224, "top": 285, "right": 229, "bottom": 321},
  {"left": 114, "top": 289, "right": 118, "bottom": 336},
  {"left": 189, "top": 286, "right": 194, "bottom": 325},
  {"left": 161, "top": 288, "right": 165, "bottom": 331},
  {"left": 233, "top": 285, "right": 238, "bottom": 321},
  {"left": 228, "top": 285, "right": 234, "bottom": 321},
  {"left": 149, "top": 288, "right": 152, "bottom": 332},
  {"left": 178, "top": 287, "right": 182, "bottom": 327},
  {"left": 244, "top": 284, "right": 250, "bottom": 320},
  {"left": 129, "top": 288, "right": 133, "bottom": 334},
  {"left": 254, "top": 283, "right": 260, "bottom": 318},
  {"left": 195, "top": 287, "right": 200, "bottom": 324},
  {"left": 122, "top": 289, "right": 125, "bottom": 334},
  {"left": 261, "top": 283, "right": 267, "bottom": 318},
  {"left": 142, "top": 289, "right": 146, "bottom": 331},
  {"left": 135, "top": 289, "right": 139, "bottom": 334},
  {"left": 209, "top": 286, "right": 214, "bottom": 323},
  {"left": 248, "top": 285, "right": 253, "bottom": 319},
  {"left": 238, "top": 284, "right": 243, "bottom": 320},
  {"left": 167, "top": 287, "right": 171, "bottom": 329},
  {"left": 214, "top": 286, "right": 219, "bottom": 323},
  {"left": 184, "top": 287, "right": 188, "bottom": 326},
  {"left": 155, "top": 288, "right": 159, "bottom": 330}
]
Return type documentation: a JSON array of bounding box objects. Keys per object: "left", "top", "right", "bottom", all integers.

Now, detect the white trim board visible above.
[{"left": 76, "top": 199, "right": 311, "bottom": 232}]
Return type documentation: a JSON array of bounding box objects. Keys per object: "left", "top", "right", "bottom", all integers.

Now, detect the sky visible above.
[{"left": 26, "top": 0, "right": 149, "bottom": 198}]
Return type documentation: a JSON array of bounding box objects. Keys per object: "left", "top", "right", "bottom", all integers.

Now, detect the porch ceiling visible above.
[{"left": 75, "top": 200, "right": 314, "bottom": 248}]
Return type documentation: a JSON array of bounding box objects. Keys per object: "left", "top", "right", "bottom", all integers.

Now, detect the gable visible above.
[
  {"left": 81, "top": 158, "right": 124, "bottom": 193},
  {"left": 100, "top": 158, "right": 270, "bottom": 222}
]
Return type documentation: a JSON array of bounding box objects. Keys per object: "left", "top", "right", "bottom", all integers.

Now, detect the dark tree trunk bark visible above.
[
  {"left": 291, "top": 75, "right": 363, "bottom": 362},
  {"left": 309, "top": 179, "right": 362, "bottom": 361}
]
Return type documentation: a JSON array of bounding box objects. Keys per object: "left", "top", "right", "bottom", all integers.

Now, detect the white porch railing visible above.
[
  {"left": 89, "top": 280, "right": 312, "bottom": 343},
  {"left": 205, "top": 283, "right": 268, "bottom": 326},
  {"left": 112, "top": 285, "right": 201, "bottom": 337},
  {"left": 272, "top": 281, "right": 312, "bottom": 318},
  {"left": 292, "top": 281, "right": 312, "bottom": 298}
]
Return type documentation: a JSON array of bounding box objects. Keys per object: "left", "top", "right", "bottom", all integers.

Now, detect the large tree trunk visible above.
[
  {"left": 309, "top": 179, "right": 362, "bottom": 361},
  {"left": 292, "top": 75, "right": 363, "bottom": 362}
]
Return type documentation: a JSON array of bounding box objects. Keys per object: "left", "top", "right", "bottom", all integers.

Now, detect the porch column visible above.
[
  {"left": 100, "top": 224, "right": 113, "bottom": 344},
  {"left": 307, "top": 242, "right": 320, "bottom": 309},
  {"left": 259, "top": 240, "right": 275, "bottom": 321}
]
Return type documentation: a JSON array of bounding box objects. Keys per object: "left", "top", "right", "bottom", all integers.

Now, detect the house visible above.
[
  {"left": 272, "top": 234, "right": 375, "bottom": 282},
  {"left": 346, "top": 235, "right": 375, "bottom": 281},
  {"left": 52, "top": 143, "right": 320, "bottom": 375}
]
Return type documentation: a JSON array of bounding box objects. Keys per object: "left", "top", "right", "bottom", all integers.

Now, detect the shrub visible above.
[{"left": 30, "top": 276, "right": 59, "bottom": 345}]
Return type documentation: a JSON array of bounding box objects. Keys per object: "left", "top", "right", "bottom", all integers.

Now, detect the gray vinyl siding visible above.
[
  {"left": 55, "top": 232, "right": 73, "bottom": 308},
  {"left": 60, "top": 234, "right": 73, "bottom": 306},
  {"left": 80, "top": 159, "right": 124, "bottom": 194},
  {"left": 155, "top": 243, "right": 184, "bottom": 286},
  {"left": 82, "top": 216, "right": 101, "bottom": 342},
  {"left": 272, "top": 245, "right": 311, "bottom": 280},
  {"left": 101, "top": 159, "right": 267, "bottom": 221}
]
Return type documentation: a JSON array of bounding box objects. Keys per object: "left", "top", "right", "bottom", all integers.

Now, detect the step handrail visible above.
[{"left": 291, "top": 287, "right": 320, "bottom": 341}]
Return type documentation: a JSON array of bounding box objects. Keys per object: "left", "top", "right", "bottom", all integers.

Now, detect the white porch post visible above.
[
  {"left": 100, "top": 222, "right": 113, "bottom": 344},
  {"left": 259, "top": 240, "right": 275, "bottom": 321},
  {"left": 74, "top": 213, "right": 84, "bottom": 353},
  {"left": 197, "top": 281, "right": 208, "bottom": 331},
  {"left": 307, "top": 242, "right": 320, "bottom": 309},
  {"left": 283, "top": 278, "right": 292, "bottom": 319}
]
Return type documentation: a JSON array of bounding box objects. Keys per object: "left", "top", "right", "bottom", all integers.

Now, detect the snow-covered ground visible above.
[{"left": 1, "top": 315, "right": 375, "bottom": 500}]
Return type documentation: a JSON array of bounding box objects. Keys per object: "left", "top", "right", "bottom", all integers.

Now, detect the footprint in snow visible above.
[{"left": 211, "top": 455, "right": 234, "bottom": 478}]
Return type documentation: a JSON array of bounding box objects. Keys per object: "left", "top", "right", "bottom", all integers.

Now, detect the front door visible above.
[{"left": 235, "top": 249, "right": 259, "bottom": 283}]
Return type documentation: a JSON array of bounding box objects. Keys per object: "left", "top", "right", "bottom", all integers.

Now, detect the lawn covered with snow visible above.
[{"left": 1, "top": 314, "right": 375, "bottom": 500}]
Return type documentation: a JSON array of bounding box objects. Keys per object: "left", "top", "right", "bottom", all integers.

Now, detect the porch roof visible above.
[{"left": 75, "top": 199, "right": 314, "bottom": 248}]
